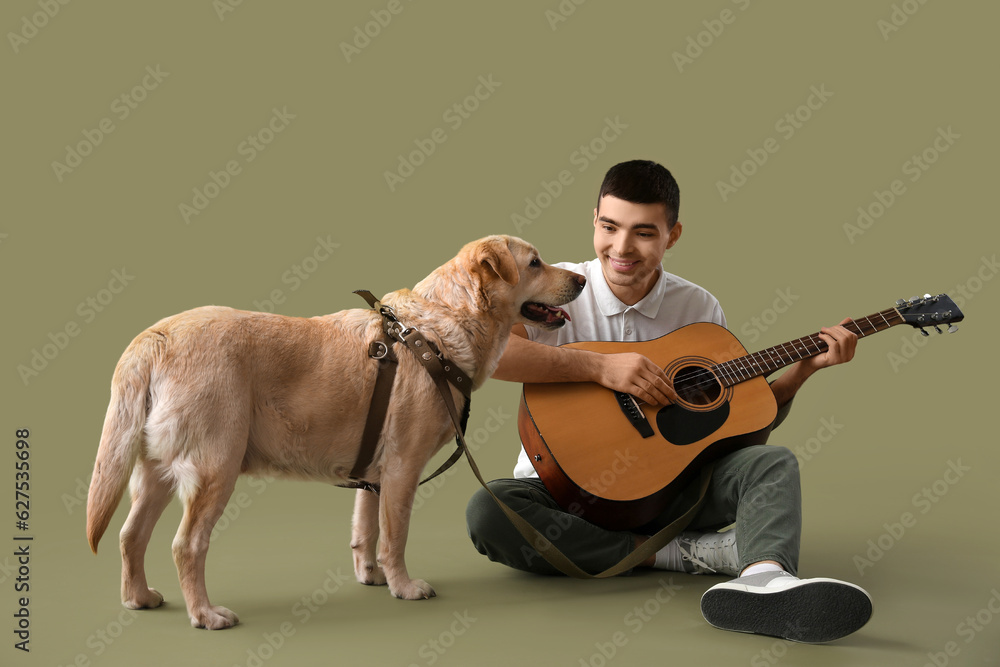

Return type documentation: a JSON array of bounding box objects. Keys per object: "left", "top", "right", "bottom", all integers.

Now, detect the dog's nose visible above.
[{"left": 574, "top": 273, "right": 587, "bottom": 288}]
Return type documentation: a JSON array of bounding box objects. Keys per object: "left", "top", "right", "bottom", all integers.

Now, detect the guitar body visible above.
[{"left": 518, "top": 322, "right": 779, "bottom": 530}]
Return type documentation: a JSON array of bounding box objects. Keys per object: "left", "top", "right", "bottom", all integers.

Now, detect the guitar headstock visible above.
[{"left": 895, "top": 294, "right": 964, "bottom": 336}]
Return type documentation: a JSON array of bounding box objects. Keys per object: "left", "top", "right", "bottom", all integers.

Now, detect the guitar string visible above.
[
  {"left": 659, "top": 309, "right": 906, "bottom": 397},
  {"left": 634, "top": 300, "right": 952, "bottom": 400}
]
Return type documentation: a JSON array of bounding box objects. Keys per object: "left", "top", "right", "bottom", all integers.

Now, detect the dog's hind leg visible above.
[
  {"left": 351, "top": 488, "right": 386, "bottom": 585},
  {"left": 120, "top": 458, "right": 174, "bottom": 609},
  {"left": 171, "top": 457, "right": 242, "bottom": 630}
]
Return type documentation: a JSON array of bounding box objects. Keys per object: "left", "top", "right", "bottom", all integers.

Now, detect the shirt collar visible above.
[{"left": 592, "top": 261, "right": 667, "bottom": 319}]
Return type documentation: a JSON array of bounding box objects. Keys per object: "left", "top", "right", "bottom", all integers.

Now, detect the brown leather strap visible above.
[
  {"left": 348, "top": 336, "right": 398, "bottom": 482},
  {"left": 353, "top": 289, "right": 382, "bottom": 310}
]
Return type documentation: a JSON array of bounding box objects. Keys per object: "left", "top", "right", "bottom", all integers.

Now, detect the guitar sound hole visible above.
[{"left": 673, "top": 365, "right": 721, "bottom": 406}]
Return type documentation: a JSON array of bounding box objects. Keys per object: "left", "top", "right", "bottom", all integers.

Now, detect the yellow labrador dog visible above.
[{"left": 87, "top": 235, "right": 584, "bottom": 629}]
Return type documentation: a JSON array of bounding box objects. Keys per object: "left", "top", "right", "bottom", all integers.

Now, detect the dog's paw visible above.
[
  {"left": 123, "top": 587, "right": 164, "bottom": 609},
  {"left": 353, "top": 550, "right": 387, "bottom": 586},
  {"left": 390, "top": 579, "right": 436, "bottom": 600},
  {"left": 355, "top": 562, "right": 387, "bottom": 586},
  {"left": 190, "top": 605, "right": 240, "bottom": 630}
]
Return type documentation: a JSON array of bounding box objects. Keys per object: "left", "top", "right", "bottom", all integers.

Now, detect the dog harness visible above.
[{"left": 340, "top": 290, "right": 472, "bottom": 494}]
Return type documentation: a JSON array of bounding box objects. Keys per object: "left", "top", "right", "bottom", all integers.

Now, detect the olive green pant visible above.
[{"left": 465, "top": 445, "right": 801, "bottom": 577}]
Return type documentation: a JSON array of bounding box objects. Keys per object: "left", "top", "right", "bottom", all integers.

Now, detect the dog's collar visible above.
[{"left": 353, "top": 289, "right": 473, "bottom": 398}]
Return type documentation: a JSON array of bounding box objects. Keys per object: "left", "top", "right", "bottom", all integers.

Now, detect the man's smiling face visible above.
[{"left": 592, "top": 194, "right": 682, "bottom": 306}]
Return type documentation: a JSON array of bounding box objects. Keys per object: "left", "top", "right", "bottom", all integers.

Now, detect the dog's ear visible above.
[{"left": 477, "top": 237, "right": 519, "bottom": 286}]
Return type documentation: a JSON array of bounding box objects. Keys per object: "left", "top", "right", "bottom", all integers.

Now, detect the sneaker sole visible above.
[{"left": 700, "top": 577, "right": 873, "bottom": 643}]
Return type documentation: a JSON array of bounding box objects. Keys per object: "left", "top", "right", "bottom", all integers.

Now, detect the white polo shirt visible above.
[{"left": 513, "top": 258, "right": 727, "bottom": 478}]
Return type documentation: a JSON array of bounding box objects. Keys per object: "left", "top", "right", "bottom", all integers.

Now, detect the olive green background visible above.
[{"left": 2, "top": 1, "right": 997, "bottom": 665}]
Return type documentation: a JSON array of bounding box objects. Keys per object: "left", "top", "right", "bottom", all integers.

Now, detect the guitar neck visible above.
[{"left": 713, "top": 308, "right": 904, "bottom": 387}]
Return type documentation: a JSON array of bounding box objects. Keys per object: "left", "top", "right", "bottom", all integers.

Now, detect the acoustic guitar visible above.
[{"left": 517, "top": 294, "right": 964, "bottom": 530}]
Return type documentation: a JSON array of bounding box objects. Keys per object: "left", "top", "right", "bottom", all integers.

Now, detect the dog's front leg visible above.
[
  {"left": 351, "top": 488, "right": 386, "bottom": 585},
  {"left": 378, "top": 463, "right": 435, "bottom": 600}
]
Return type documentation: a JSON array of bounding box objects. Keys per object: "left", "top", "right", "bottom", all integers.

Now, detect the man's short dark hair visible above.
[{"left": 597, "top": 160, "right": 680, "bottom": 228}]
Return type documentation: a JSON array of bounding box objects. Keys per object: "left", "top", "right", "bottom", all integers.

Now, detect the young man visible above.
[{"left": 465, "top": 160, "right": 873, "bottom": 643}]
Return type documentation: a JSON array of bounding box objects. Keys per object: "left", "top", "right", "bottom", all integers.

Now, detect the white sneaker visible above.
[
  {"left": 700, "top": 570, "right": 873, "bottom": 643},
  {"left": 675, "top": 530, "right": 740, "bottom": 577}
]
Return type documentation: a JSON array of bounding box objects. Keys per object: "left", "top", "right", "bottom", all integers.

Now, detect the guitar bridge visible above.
[{"left": 614, "top": 391, "right": 655, "bottom": 438}]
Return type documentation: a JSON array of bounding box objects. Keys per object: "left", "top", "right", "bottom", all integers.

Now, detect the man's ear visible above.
[
  {"left": 666, "top": 221, "right": 683, "bottom": 250},
  {"left": 478, "top": 237, "right": 519, "bottom": 286}
]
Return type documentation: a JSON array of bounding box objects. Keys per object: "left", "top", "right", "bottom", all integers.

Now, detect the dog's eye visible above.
[{"left": 529, "top": 258, "right": 541, "bottom": 268}]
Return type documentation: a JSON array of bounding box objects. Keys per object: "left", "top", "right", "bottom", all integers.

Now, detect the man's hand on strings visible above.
[{"left": 801, "top": 317, "right": 858, "bottom": 374}]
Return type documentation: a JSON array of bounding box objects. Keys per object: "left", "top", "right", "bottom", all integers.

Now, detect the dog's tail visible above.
[{"left": 87, "top": 331, "right": 162, "bottom": 554}]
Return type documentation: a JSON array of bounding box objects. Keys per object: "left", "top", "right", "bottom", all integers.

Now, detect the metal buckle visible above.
[
  {"left": 369, "top": 341, "right": 389, "bottom": 359},
  {"left": 384, "top": 321, "right": 406, "bottom": 342},
  {"left": 378, "top": 304, "right": 399, "bottom": 322}
]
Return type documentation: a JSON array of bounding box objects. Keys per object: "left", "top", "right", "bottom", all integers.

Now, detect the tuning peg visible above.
[
  {"left": 933, "top": 325, "right": 943, "bottom": 334},
  {"left": 896, "top": 299, "right": 907, "bottom": 308},
  {"left": 919, "top": 328, "right": 930, "bottom": 337},
  {"left": 909, "top": 296, "right": 921, "bottom": 305},
  {"left": 948, "top": 324, "right": 959, "bottom": 333}
]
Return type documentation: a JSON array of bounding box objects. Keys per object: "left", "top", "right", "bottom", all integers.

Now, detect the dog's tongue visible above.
[{"left": 544, "top": 305, "right": 570, "bottom": 323}]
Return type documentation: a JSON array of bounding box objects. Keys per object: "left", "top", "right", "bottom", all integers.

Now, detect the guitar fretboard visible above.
[{"left": 712, "top": 308, "right": 904, "bottom": 387}]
